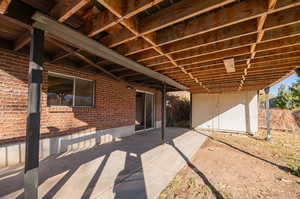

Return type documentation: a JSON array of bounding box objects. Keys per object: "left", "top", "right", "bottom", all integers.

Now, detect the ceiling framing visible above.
[{"left": 0, "top": 0, "right": 300, "bottom": 93}]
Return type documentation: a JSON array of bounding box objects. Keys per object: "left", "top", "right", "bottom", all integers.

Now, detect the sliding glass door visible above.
[{"left": 135, "top": 92, "right": 154, "bottom": 131}]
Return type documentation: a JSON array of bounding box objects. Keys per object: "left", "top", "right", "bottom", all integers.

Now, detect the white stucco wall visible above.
[{"left": 192, "top": 91, "right": 258, "bottom": 134}]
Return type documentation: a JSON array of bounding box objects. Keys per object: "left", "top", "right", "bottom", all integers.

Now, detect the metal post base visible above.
[{"left": 265, "top": 134, "right": 272, "bottom": 141}]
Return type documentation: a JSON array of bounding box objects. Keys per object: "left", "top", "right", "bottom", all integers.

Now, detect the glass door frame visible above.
[{"left": 135, "top": 90, "right": 155, "bottom": 132}]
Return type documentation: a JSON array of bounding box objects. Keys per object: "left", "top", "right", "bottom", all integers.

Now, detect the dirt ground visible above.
[{"left": 158, "top": 130, "right": 300, "bottom": 199}]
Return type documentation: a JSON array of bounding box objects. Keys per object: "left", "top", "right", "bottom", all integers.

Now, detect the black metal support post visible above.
[
  {"left": 190, "top": 93, "right": 193, "bottom": 129},
  {"left": 264, "top": 87, "right": 271, "bottom": 141},
  {"left": 161, "top": 83, "right": 166, "bottom": 143},
  {"left": 24, "top": 28, "right": 44, "bottom": 199}
]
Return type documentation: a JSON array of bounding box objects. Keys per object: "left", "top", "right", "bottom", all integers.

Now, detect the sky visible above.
[{"left": 270, "top": 73, "right": 299, "bottom": 96}]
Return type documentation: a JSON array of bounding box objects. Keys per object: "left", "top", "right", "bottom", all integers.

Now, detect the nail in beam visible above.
[
  {"left": 264, "top": 87, "right": 271, "bottom": 141},
  {"left": 161, "top": 83, "right": 166, "bottom": 142},
  {"left": 24, "top": 28, "right": 44, "bottom": 199}
]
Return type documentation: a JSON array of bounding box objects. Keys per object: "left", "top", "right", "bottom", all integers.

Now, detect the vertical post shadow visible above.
[
  {"left": 168, "top": 140, "right": 225, "bottom": 199},
  {"left": 113, "top": 152, "right": 147, "bottom": 199},
  {"left": 81, "top": 153, "right": 111, "bottom": 199},
  {"left": 194, "top": 130, "right": 294, "bottom": 174}
]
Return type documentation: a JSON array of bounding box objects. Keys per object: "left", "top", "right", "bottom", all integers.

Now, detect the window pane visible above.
[
  {"left": 48, "top": 74, "right": 73, "bottom": 106},
  {"left": 75, "top": 78, "right": 94, "bottom": 106}
]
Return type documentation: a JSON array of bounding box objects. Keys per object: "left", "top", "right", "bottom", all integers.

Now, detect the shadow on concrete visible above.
[
  {"left": 194, "top": 130, "right": 295, "bottom": 175},
  {"left": 0, "top": 128, "right": 190, "bottom": 199},
  {"left": 169, "top": 140, "right": 225, "bottom": 199}
]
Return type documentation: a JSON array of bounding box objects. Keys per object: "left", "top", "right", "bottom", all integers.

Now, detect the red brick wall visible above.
[{"left": 0, "top": 49, "right": 162, "bottom": 142}]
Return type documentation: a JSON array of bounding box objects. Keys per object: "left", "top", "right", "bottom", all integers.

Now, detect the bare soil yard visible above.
[{"left": 158, "top": 130, "right": 300, "bottom": 199}]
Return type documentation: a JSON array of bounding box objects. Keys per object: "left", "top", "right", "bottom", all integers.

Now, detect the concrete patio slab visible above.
[{"left": 0, "top": 128, "right": 207, "bottom": 199}]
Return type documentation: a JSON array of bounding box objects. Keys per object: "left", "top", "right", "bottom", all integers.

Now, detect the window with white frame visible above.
[{"left": 47, "top": 73, "right": 95, "bottom": 107}]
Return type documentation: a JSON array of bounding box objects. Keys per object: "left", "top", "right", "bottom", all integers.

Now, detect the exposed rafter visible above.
[
  {"left": 0, "top": 0, "right": 11, "bottom": 14},
  {"left": 2, "top": 0, "right": 300, "bottom": 93}
]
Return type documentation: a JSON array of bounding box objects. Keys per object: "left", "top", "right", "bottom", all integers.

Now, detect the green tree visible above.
[
  {"left": 289, "top": 80, "right": 300, "bottom": 109},
  {"left": 271, "top": 79, "right": 300, "bottom": 110},
  {"left": 271, "top": 85, "right": 290, "bottom": 109}
]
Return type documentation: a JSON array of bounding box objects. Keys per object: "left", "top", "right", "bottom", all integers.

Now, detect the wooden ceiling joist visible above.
[
  {"left": 0, "top": 0, "right": 11, "bottom": 14},
  {"left": 50, "top": 0, "right": 89, "bottom": 22},
  {"left": 100, "top": 0, "right": 236, "bottom": 47},
  {"left": 3, "top": 0, "right": 300, "bottom": 93},
  {"left": 33, "top": 12, "right": 187, "bottom": 90}
]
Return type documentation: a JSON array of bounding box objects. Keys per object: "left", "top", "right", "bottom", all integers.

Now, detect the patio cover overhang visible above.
[{"left": 1, "top": 0, "right": 300, "bottom": 94}]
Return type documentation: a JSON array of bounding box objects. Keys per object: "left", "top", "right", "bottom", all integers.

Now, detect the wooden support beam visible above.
[
  {"left": 134, "top": 20, "right": 300, "bottom": 63},
  {"left": 100, "top": 0, "right": 236, "bottom": 47},
  {"left": 240, "top": 0, "right": 278, "bottom": 90},
  {"left": 50, "top": 0, "right": 89, "bottom": 22},
  {"left": 96, "top": 0, "right": 201, "bottom": 88},
  {"left": 264, "top": 6, "right": 300, "bottom": 31},
  {"left": 0, "top": 0, "right": 11, "bottom": 14},
  {"left": 176, "top": 46, "right": 250, "bottom": 67},
  {"left": 256, "top": 35, "right": 300, "bottom": 52},
  {"left": 88, "top": 0, "right": 164, "bottom": 37},
  {"left": 159, "top": 40, "right": 300, "bottom": 73},
  {"left": 140, "top": 0, "right": 236, "bottom": 35},
  {"left": 255, "top": 44, "right": 300, "bottom": 58},
  {"left": 107, "top": 0, "right": 300, "bottom": 57},
  {"left": 109, "top": 67, "right": 128, "bottom": 73},
  {"left": 50, "top": 50, "right": 76, "bottom": 63},
  {"left": 33, "top": 13, "right": 187, "bottom": 90},
  {"left": 20, "top": 0, "right": 53, "bottom": 12},
  {"left": 47, "top": 37, "right": 122, "bottom": 81},
  {"left": 14, "top": 31, "right": 31, "bottom": 51},
  {"left": 171, "top": 34, "right": 257, "bottom": 61},
  {"left": 132, "top": 33, "right": 257, "bottom": 63}
]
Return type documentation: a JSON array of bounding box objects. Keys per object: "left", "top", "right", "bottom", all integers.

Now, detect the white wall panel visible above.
[{"left": 192, "top": 91, "right": 258, "bottom": 134}]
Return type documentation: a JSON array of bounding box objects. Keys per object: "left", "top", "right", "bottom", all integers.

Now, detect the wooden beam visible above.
[
  {"left": 47, "top": 37, "right": 122, "bottom": 81},
  {"left": 97, "top": 0, "right": 123, "bottom": 18},
  {"left": 100, "top": 0, "right": 236, "bottom": 47},
  {"left": 121, "top": 20, "right": 257, "bottom": 56},
  {"left": 264, "top": 6, "right": 300, "bottom": 31},
  {"left": 50, "top": 0, "right": 89, "bottom": 22},
  {"left": 180, "top": 46, "right": 300, "bottom": 72},
  {"left": 109, "top": 67, "right": 128, "bottom": 73},
  {"left": 14, "top": 31, "right": 31, "bottom": 51},
  {"left": 256, "top": 34, "right": 300, "bottom": 52},
  {"left": 140, "top": 0, "right": 236, "bottom": 35},
  {"left": 239, "top": 0, "right": 278, "bottom": 89},
  {"left": 20, "top": 0, "right": 53, "bottom": 12},
  {"left": 33, "top": 13, "right": 187, "bottom": 90},
  {"left": 96, "top": 0, "right": 200, "bottom": 87},
  {"left": 50, "top": 50, "right": 76, "bottom": 63},
  {"left": 0, "top": 0, "right": 11, "bottom": 14},
  {"left": 134, "top": 20, "right": 300, "bottom": 62},
  {"left": 251, "top": 51, "right": 300, "bottom": 64},
  {"left": 171, "top": 34, "right": 257, "bottom": 61},
  {"left": 88, "top": 0, "right": 165, "bottom": 37},
  {"left": 256, "top": 44, "right": 300, "bottom": 58},
  {"left": 176, "top": 46, "right": 250, "bottom": 67},
  {"left": 108, "top": 0, "right": 300, "bottom": 56},
  {"left": 157, "top": 0, "right": 299, "bottom": 46}
]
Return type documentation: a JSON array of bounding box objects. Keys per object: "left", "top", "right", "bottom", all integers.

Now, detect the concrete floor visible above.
[{"left": 0, "top": 128, "right": 207, "bottom": 199}]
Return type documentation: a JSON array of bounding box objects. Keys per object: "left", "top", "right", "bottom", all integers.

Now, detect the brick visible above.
[{"left": 0, "top": 48, "right": 162, "bottom": 142}]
